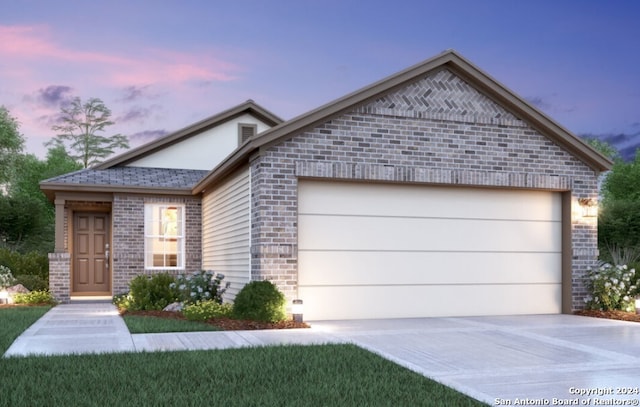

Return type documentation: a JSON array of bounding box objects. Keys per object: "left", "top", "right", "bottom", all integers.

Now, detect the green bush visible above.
[
  {"left": 598, "top": 200, "right": 640, "bottom": 262},
  {"left": 171, "top": 270, "right": 229, "bottom": 304},
  {"left": 112, "top": 292, "right": 132, "bottom": 310},
  {"left": 232, "top": 280, "right": 286, "bottom": 322},
  {"left": 584, "top": 263, "right": 638, "bottom": 312},
  {"left": 12, "top": 290, "right": 56, "bottom": 305},
  {"left": 0, "top": 248, "right": 48, "bottom": 281},
  {"left": 125, "top": 273, "right": 180, "bottom": 311},
  {"left": 14, "top": 274, "right": 48, "bottom": 291},
  {"left": 183, "top": 300, "right": 233, "bottom": 321}
]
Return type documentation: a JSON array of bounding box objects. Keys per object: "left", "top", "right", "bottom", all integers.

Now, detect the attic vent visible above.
[{"left": 238, "top": 123, "right": 257, "bottom": 145}]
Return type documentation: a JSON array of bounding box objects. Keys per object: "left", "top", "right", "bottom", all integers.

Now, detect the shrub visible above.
[
  {"left": 584, "top": 263, "right": 638, "bottom": 312},
  {"left": 171, "top": 270, "right": 229, "bottom": 304},
  {"left": 12, "top": 290, "right": 56, "bottom": 305},
  {"left": 126, "top": 273, "right": 180, "bottom": 311},
  {"left": 183, "top": 300, "right": 233, "bottom": 321},
  {"left": 112, "top": 292, "right": 133, "bottom": 310},
  {"left": 605, "top": 243, "right": 640, "bottom": 266},
  {"left": 0, "top": 265, "right": 16, "bottom": 288},
  {"left": 0, "top": 248, "right": 48, "bottom": 281},
  {"left": 232, "top": 280, "right": 286, "bottom": 322},
  {"left": 14, "top": 274, "right": 48, "bottom": 291}
]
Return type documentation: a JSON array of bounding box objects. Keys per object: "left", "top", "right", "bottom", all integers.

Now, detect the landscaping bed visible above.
[
  {"left": 574, "top": 309, "right": 640, "bottom": 323},
  {"left": 123, "top": 309, "right": 310, "bottom": 330}
]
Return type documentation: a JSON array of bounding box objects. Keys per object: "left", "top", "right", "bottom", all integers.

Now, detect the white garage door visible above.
[{"left": 298, "top": 180, "right": 562, "bottom": 320}]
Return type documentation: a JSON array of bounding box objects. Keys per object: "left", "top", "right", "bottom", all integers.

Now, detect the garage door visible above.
[{"left": 298, "top": 180, "right": 562, "bottom": 320}]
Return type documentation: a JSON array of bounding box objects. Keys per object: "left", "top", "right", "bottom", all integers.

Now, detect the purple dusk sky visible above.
[{"left": 1, "top": 0, "right": 639, "bottom": 158}]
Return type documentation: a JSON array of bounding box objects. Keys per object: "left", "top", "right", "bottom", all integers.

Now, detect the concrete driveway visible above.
[
  {"left": 5, "top": 304, "right": 640, "bottom": 405},
  {"left": 311, "top": 315, "right": 640, "bottom": 405}
]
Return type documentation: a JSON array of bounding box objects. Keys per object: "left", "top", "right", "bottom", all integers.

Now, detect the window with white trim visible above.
[{"left": 144, "top": 204, "right": 185, "bottom": 269}]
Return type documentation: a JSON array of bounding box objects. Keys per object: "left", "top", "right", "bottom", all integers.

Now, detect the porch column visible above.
[
  {"left": 48, "top": 252, "right": 71, "bottom": 303},
  {"left": 54, "top": 198, "right": 65, "bottom": 252}
]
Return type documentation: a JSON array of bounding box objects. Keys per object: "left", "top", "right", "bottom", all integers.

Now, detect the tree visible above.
[
  {"left": 0, "top": 106, "right": 25, "bottom": 184},
  {"left": 601, "top": 153, "right": 640, "bottom": 202},
  {"left": 599, "top": 151, "right": 640, "bottom": 263},
  {"left": 47, "top": 97, "right": 129, "bottom": 168},
  {"left": 1, "top": 146, "right": 82, "bottom": 252},
  {"left": 582, "top": 136, "right": 620, "bottom": 162}
]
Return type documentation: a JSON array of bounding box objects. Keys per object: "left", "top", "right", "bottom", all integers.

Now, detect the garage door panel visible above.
[
  {"left": 299, "top": 251, "right": 562, "bottom": 286},
  {"left": 299, "top": 181, "right": 561, "bottom": 222},
  {"left": 299, "top": 215, "right": 561, "bottom": 252},
  {"left": 299, "top": 284, "right": 562, "bottom": 320},
  {"left": 297, "top": 181, "right": 563, "bottom": 319}
]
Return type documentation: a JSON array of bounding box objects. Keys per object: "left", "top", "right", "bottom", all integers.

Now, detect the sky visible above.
[{"left": 1, "top": 0, "right": 639, "bottom": 159}]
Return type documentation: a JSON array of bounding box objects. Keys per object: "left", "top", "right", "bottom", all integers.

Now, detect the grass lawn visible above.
[
  {"left": 0, "top": 305, "right": 50, "bottom": 352},
  {"left": 0, "top": 307, "right": 486, "bottom": 406},
  {"left": 122, "top": 314, "right": 220, "bottom": 333}
]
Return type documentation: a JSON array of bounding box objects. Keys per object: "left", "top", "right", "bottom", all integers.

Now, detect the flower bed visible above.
[{"left": 122, "top": 309, "right": 309, "bottom": 330}]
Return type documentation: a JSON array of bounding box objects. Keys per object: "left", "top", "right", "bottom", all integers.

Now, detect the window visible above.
[
  {"left": 144, "top": 204, "right": 185, "bottom": 269},
  {"left": 238, "top": 123, "right": 257, "bottom": 145}
]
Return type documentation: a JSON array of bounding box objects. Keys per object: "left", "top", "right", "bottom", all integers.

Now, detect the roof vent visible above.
[{"left": 238, "top": 123, "right": 257, "bottom": 145}]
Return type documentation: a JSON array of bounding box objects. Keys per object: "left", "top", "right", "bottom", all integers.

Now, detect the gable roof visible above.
[
  {"left": 96, "top": 100, "right": 283, "bottom": 169},
  {"left": 193, "top": 49, "right": 612, "bottom": 194},
  {"left": 40, "top": 167, "right": 209, "bottom": 200}
]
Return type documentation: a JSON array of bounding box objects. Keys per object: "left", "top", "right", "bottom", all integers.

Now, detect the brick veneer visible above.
[
  {"left": 48, "top": 252, "right": 71, "bottom": 303},
  {"left": 49, "top": 194, "right": 202, "bottom": 302},
  {"left": 111, "top": 194, "right": 202, "bottom": 294},
  {"left": 250, "top": 68, "right": 599, "bottom": 311}
]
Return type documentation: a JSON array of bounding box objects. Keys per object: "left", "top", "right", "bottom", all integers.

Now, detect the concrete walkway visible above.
[
  {"left": 3, "top": 303, "right": 343, "bottom": 357},
  {"left": 5, "top": 304, "right": 640, "bottom": 405}
]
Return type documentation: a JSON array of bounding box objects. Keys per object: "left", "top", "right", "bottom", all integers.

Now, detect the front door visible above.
[{"left": 73, "top": 212, "right": 110, "bottom": 294}]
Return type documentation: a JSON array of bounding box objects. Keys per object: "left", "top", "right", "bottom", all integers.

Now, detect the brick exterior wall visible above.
[
  {"left": 49, "top": 195, "right": 202, "bottom": 301},
  {"left": 48, "top": 252, "right": 71, "bottom": 303},
  {"left": 250, "top": 68, "right": 599, "bottom": 311},
  {"left": 111, "top": 194, "right": 202, "bottom": 294}
]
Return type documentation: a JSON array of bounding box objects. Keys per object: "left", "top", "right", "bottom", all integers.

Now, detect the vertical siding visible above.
[{"left": 202, "top": 166, "right": 251, "bottom": 301}]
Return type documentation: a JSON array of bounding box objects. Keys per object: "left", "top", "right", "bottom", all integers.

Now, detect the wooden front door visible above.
[{"left": 73, "top": 212, "right": 110, "bottom": 294}]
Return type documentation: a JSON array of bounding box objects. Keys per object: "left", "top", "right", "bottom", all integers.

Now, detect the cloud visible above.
[
  {"left": 581, "top": 132, "right": 640, "bottom": 162},
  {"left": 37, "top": 85, "right": 74, "bottom": 108},
  {"left": 525, "top": 96, "right": 551, "bottom": 110},
  {"left": 119, "top": 85, "right": 153, "bottom": 102},
  {"left": 0, "top": 24, "right": 241, "bottom": 87},
  {"left": 525, "top": 95, "right": 575, "bottom": 114},
  {"left": 116, "top": 107, "right": 152, "bottom": 123},
  {"left": 129, "top": 129, "right": 169, "bottom": 144}
]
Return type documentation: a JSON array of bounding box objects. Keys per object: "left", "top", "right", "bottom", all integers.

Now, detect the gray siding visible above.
[{"left": 202, "top": 166, "right": 251, "bottom": 301}]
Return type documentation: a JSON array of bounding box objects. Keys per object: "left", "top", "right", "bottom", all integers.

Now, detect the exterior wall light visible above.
[
  {"left": 292, "top": 299, "right": 304, "bottom": 323},
  {"left": 578, "top": 198, "right": 598, "bottom": 218}
]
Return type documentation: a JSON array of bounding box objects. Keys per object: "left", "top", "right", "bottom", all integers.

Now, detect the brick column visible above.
[{"left": 48, "top": 252, "right": 71, "bottom": 303}]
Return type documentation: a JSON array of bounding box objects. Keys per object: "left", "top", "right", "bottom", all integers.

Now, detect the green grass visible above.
[
  {"left": 0, "top": 306, "right": 50, "bottom": 352},
  {"left": 0, "top": 345, "right": 485, "bottom": 406},
  {"left": 123, "top": 314, "right": 220, "bottom": 333},
  {"left": 0, "top": 307, "right": 486, "bottom": 407}
]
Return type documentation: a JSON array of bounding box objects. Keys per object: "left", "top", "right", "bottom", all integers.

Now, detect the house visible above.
[{"left": 41, "top": 50, "right": 612, "bottom": 320}]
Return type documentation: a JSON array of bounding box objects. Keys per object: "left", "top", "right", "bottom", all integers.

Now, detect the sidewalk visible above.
[
  {"left": 5, "top": 303, "right": 640, "bottom": 405},
  {"left": 3, "top": 303, "right": 343, "bottom": 357}
]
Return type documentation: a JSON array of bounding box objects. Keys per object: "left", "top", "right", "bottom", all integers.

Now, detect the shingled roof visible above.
[{"left": 40, "top": 167, "right": 209, "bottom": 199}]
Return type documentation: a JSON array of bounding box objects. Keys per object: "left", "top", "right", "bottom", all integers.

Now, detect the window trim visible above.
[{"left": 144, "top": 203, "right": 186, "bottom": 270}]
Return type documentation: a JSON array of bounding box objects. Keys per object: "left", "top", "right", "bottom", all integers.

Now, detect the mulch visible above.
[
  {"left": 4, "top": 304, "right": 638, "bottom": 328},
  {"left": 574, "top": 309, "right": 640, "bottom": 323},
  {"left": 122, "top": 310, "right": 310, "bottom": 330}
]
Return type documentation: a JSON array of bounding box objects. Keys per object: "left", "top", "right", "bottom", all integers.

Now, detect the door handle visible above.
[{"left": 105, "top": 243, "right": 109, "bottom": 269}]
